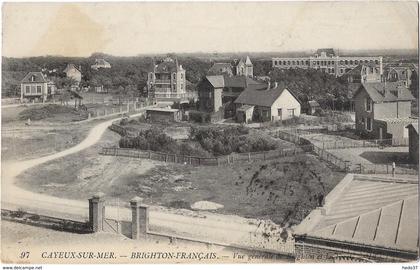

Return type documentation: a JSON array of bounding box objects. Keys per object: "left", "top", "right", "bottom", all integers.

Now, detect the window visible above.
[
  {"left": 25, "top": 85, "right": 30, "bottom": 94},
  {"left": 173, "top": 73, "right": 176, "bottom": 79},
  {"left": 30, "top": 75, "right": 36, "bottom": 82},
  {"left": 288, "top": 108, "right": 295, "bottom": 117},
  {"left": 181, "top": 73, "right": 183, "bottom": 79},
  {"left": 375, "top": 60, "right": 379, "bottom": 64},
  {"left": 345, "top": 60, "right": 348, "bottom": 65},
  {"left": 366, "top": 117, "right": 372, "bottom": 131},
  {"left": 340, "top": 68, "right": 344, "bottom": 74},
  {"left": 365, "top": 97, "right": 372, "bottom": 112},
  {"left": 36, "top": 86, "right": 42, "bottom": 93},
  {"left": 31, "top": 85, "right": 36, "bottom": 94},
  {"left": 305, "top": 60, "right": 309, "bottom": 65},
  {"left": 355, "top": 60, "right": 358, "bottom": 65},
  {"left": 292, "top": 61, "right": 296, "bottom": 65}
]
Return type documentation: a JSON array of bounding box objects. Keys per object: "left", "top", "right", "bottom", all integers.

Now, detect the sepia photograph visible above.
[{"left": 1, "top": 1, "right": 419, "bottom": 267}]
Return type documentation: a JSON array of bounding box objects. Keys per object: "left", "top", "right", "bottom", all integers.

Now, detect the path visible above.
[{"left": 1, "top": 110, "right": 293, "bottom": 254}]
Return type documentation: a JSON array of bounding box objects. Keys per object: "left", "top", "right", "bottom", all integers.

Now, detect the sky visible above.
[{"left": 2, "top": 1, "right": 419, "bottom": 57}]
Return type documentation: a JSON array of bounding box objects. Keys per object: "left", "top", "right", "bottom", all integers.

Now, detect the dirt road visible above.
[{"left": 1, "top": 110, "right": 292, "bottom": 254}]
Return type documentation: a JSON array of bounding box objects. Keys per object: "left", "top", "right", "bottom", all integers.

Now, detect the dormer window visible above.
[{"left": 31, "top": 75, "right": 36, "bottom": 82}]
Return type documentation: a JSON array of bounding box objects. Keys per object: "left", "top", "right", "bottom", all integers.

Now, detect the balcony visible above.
[{"left": 155, "top": 79, "right": 171, "bottom": 84}]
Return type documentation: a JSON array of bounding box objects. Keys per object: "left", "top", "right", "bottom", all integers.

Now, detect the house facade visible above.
[
  {"left": 147, "top": 57, "right": 186, "bottom": 101},
  {"left": 353, "top": 82, "right": 416, "bottom": 143},
  {"left": 272, "top": 48, "right": 383, "bottom": 77},
  {"left": 20, "top": 72, "right": 55, "bottom": 102},
  {"left": 234, "top": 82, "right": 301, "bottom": 123},
  {"left": 63, "top": 64, "right": 82, "bottom": 86}
]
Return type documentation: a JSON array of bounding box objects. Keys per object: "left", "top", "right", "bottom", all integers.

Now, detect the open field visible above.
[{"left": 16, "top": 131, "right": 344, "bottom": 226}]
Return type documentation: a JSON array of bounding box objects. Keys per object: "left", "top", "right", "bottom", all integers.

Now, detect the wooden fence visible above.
[
  {"left": 274, "top": 130, "right": 418, "bottom": 175},
  {"left": 99, "top": 145, "right": 313, "bottom": 166}
]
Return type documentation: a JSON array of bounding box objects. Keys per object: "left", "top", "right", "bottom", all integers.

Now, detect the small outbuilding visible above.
[
  {"left": 145, "top": 108, "right": 181, "bottom": 122},
  {"left": 307, "top": 100, "right": 321, "bottom": 115}
]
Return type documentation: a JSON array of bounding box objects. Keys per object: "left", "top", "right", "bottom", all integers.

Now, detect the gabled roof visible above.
[
  {"left": 21, "top": 72, "right": 47, "bottom": 83},
  {"left": 94, "top": 59, "right": 110, "bottom": 66},
  {"left": 245, "top": 56, "right": 252, "bottom": 66},
  {"left": 354, "top": 82, "right": 415, "bottom": 102},
  {"left": 206, "top": 75, "right": 225, "bottom": 88},
  {"left": 234, "top": 83, "right": 299, "bottom": 107},
  {"left": 345, "top": 63, "right": 377, "bottom": 76},
  {"left": 63, "top": 64, "right": 81, "bottom": 73}
]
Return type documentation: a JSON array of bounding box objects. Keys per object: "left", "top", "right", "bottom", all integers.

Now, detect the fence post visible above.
[
  {"left": 88, "top": 192, "right": 106, "bottom": 232},
  {"left": 248, "top": 153, "right": 251, "bottom": 162},
  {"left": 130, "top": 197, "right": 149, "bottom": 240}
]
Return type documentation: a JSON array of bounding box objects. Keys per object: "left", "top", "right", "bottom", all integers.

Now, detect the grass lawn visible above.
[
  {"left": 17, "top": 133, "right": 344, "bottom": 226},
  {"left": 359, "top": 151, "right": 413, "bottom": 164}
]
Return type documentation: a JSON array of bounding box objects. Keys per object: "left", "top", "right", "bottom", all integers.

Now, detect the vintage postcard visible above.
[{"left": 1, "top": 1, "right": 419, "bottom": 267}]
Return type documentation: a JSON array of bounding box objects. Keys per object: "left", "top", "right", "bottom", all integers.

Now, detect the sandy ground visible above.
[
  {"left": 1, "top": 110, "right": 296, "bottom": 256},
  {"left": 326, "top": 146, "right": 410, "bottom": 165}
]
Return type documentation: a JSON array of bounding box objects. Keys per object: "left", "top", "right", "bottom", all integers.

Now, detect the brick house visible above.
[
  {"left": 20, "top": 72, "right": 56, "bottom": 102},
  {"left": 353, "top": 82, "right": 416, "bottom": 143},
  {"left": 294, "top": 174, "right": 418, "bottom": 262},
  {"left": 234, "top": 82, "right": 301, "bottom": 123},
  {"left": 406, "top": 123, "right": 419, "bottom": 164}
]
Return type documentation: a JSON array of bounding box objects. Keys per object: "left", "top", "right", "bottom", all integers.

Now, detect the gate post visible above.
[
  {"left": 130, "top": 197, "right": 149, "bottom": 240},
  {"left": 89, "top": 192, "right": 105, "bottom": 232}
]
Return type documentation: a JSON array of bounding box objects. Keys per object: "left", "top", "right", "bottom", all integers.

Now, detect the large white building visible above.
[{"left": 272, "top": 48, "right": 383, "bottom": 77}]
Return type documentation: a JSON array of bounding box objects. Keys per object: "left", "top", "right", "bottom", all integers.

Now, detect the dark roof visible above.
[
  {"left": 152, "top": 58, "right": 182, "bottom": 73},
  {"left": 208, "top": 63, "right": 233, "bottom": 75},
  {"left": 234, "top": 83, "right": 300, "bottom": 107},
  {"left": 316, "top": 48, "right": 336, "bottom": 56},
  {"left": 205, "top": 75, "right": 266, "bottom": 90},
  {"left": 155, "top": 61, "right": 177, "bottom": 73},
  {"left": 354, "top": 82, "right": 415, "bottom": 102},
  {"left": 345, "top": 63, "right": 377, "bottom": 76},
  {"left": 21, "top": 72, "right": 47, "bottom": 83},
  {"left": 406, "top": 122, "right": 419, "bottom": 134},
  {"left": 308, "top": 100, "right": 320, "bottom": 107}
]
